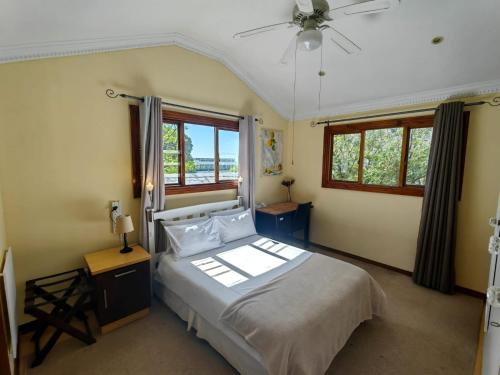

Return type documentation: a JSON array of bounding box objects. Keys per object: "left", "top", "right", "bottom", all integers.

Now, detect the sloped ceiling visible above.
[{"left": 1, "top": 0, "right": 499, "bottom": 119}]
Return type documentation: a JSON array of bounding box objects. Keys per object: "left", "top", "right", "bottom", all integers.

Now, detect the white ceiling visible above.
[{"left": 1, "top": 0, "right": 499, "bottom": 120}]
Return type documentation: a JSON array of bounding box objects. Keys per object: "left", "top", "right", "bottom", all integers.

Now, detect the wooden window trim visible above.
[
  {"left": 129, "top": 106, "right": 239, "bottom": 197},
  {"left": 321, "top": 114, "right": 469, "bottom": 197}
]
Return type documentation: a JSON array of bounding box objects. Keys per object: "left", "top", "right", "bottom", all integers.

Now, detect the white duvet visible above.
[
  {"left": 219, "top": 253, "right": 387, "bottom": 375},
  {"left": 155, "top": 236, "right": 386, "bottom": 375}
]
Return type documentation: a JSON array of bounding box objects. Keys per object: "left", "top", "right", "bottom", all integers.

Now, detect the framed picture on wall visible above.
[{"left": 260, "top": 128, "right": 283, "bottom": 176}]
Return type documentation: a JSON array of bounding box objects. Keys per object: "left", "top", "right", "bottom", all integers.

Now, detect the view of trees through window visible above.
[
  {"left": 324, "top": 117, "right": 438, "bottom": 196},
  {"left": 406, "top": 127, "right": 433, "bottom": 185},
  {"left": 330, "top": 126, "right": 432, "bottom": 187},
  {"left": 163, "top": 123, "right": 180, "bottom": 184},
  {"left": 363, "top": 127, "right": 403, "bottom": 186},
  {"left": 331, "top": 133, "right": 360, "bottom": 181}
]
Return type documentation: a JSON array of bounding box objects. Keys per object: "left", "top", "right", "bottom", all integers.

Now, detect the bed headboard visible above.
[{"left": 146, "top": 197, "right": 243, "bottom": 263}]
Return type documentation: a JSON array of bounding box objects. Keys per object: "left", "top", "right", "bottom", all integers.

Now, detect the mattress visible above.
[{"left": 153, "top": 234, "right": 311, "bottom": 374}]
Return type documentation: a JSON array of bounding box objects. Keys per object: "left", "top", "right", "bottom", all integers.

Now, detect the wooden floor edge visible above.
[
  {"left": 473, "top": 307, "right": 485, "bottom": 375},
  {"left": 100, "top": 308, "right": 149, "bottom": 335},
  {"left": 310, "top": 241, "right": 486, "bottom": 299}
]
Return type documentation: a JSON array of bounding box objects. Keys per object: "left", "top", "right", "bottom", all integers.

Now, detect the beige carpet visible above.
[{"left": 26, "top": 249, "right": 483, "bottom": 375}]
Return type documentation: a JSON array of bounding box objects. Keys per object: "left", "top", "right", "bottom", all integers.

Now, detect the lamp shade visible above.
[{"left": 116, "top": 215, "right": 134, "bottom": 234}]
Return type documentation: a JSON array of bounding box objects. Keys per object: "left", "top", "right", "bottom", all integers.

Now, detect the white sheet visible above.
[
  {"left": 216, "top": 245, "right": 286, "bottom": 277},
  {"left": 154, "top": 235, "right": 311, "bottom": 374},
  {"left": 155, "top": 234, "right": 311, "bottom": 326}
]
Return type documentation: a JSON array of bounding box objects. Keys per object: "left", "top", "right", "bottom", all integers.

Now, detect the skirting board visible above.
[{"left": 311, "top": 242, "right": 486, "bottom": 299}]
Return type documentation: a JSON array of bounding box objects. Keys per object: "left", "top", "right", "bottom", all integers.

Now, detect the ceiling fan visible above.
[{"left": 233, "top": 0, "right": 399, "bottom": 64}]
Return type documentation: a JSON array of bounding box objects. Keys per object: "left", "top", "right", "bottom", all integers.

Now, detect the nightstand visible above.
[{"left": 84, "top": 244, "right": 151, "bottom": 334}]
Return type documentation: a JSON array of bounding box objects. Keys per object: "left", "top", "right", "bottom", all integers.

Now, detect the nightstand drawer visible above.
[
  {"left": 276, "top": 213, "right": 292, "bottom": 233},
  {"left": 94, "top": 261, "right": 150, "bottom": 325}
]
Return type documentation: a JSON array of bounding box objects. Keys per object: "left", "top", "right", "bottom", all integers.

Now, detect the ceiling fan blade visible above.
[
  {"left": 329, "top": 0, "right": 397, "bottom": 19},
  {"left": 280, "top": 35, "right": 298, "bottom": 65},
  {"left": 324, "top": 26, "right": 361, "bottom": 54},
  {"left": 295, "top": 0, "right": 314, "bottom": 15},
  {"left": 233, "top": 22, "right": 295, "bottom": 39}
]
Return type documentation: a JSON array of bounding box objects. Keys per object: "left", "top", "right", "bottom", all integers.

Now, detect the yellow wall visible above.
[
  {"left": 0, "top": 184, "right": 7, "bottom": 252},
  {"left": 288, "top": 96, "right": 500, "bottom": 292},
  {"left": 0, "top": 45, "right": 288, "bottom": 323}
]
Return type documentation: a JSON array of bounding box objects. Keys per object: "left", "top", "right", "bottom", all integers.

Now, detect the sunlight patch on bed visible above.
[
  {"left": 216, "top": 245, "right": 286, "bottom": 277},
  {"left": 191, "top": 257, "right": 248, "bottom": 287},
  {"left": 252, "top": 238, "right": 305, "bottom": 260}
]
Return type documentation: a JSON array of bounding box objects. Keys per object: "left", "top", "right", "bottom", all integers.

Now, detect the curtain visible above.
[
  {"left": 413, "top": 101, "right": 465, "bottom": 293},
  {"left": 139, "top": 96, "right": 165, "bottom": 251},
  {"left": 239, "top": 116, "right": 256, "bottom": 217}
]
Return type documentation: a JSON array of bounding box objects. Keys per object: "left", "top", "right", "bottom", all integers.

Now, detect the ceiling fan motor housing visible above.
[{"left": 293, "top": 0, "right": 332, "bottom": 26}]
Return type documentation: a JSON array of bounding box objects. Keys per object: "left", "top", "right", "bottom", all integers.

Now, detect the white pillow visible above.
[
  {"left": 160, "top": 217, "right": 209, "bottom": 253},
  {"left": 209, "top": 206, "right": 245, "bottom": 217},
  {"left": 162, "top": 216, "right": 208, "bottom": 227},
  {"left": 213, "top": 208, "right": 257, "bottom": 243},
  {"left": 164, "top": 218, "right": 223, "bottom": 258}
]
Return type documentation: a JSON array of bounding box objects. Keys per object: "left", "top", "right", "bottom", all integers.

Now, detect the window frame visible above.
[
  {"left": 321, "top": 114, "right": 469, "bottom": 197},
  {"left": 129, "top": 106, "right": 239, "bottom": 197}
]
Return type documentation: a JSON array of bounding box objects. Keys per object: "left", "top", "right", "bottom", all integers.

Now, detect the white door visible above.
[{"left": 483, "top": 193, "right": 500, "bottom": 375}]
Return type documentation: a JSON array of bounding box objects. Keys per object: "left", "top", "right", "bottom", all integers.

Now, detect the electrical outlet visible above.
[{"left": 110, "top": 200, "right": 122, "bottom": 233}]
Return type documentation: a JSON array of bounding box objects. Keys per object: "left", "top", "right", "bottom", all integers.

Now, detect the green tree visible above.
[
  {"left": 163, "top": 124, "right": 196, "bottom": 175},
  {"left": 331, "top": 127, "right": 433, "bottom": 186}
]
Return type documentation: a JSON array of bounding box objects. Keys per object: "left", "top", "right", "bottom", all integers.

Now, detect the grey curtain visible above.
[
  {"left": 139, "top": 96, "right": 165, "bottom": 252},
  {"left": 413, "top": 101, "right": 465, "bottom": 293},
  {"left": 239, "top": 116, "right": 256, "bottom": 217}
]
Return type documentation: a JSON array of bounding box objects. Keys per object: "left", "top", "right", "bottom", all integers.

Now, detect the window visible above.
[
  {"left": 130, "top": 107, "right": 239, "bottom": 196},
  {"left": 322, "top": 114, "right": 469, "bottom": 197}
]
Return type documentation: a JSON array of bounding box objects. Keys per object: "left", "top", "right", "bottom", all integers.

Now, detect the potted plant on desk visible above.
[{"left": 281, "top": 177, "right": 295, "bottom": 202}]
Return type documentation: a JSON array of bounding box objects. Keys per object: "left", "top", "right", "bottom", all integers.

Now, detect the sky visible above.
[{"left": 186, "top": 123, "right": 239, "bottom": 160}]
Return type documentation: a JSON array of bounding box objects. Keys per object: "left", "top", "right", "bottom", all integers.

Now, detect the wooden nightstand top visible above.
[
  {"left": 84, "top": 244, "right": 151, "bottom": 276},
  {"left": 256, "top": 202, "right": 298, "bottom": 216}
]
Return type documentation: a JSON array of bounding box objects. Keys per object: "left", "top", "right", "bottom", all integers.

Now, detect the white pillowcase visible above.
[
  {"left": 213, "top": 208, "right": 257, "bottom": 243},
  {"left": 209, "top": 206, "right": 245, "bottom": 217},
  {"left": 162, "top": 216, "right": 208, "bottom": 226},
  {"left": 161, "top": 217, "right": 209, "bottom": 253},
  {"left": 164, "top": 218, "right": 223, "bottom": 258}
]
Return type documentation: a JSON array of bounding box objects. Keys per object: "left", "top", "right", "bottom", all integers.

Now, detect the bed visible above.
[{"left": 148, "top": 199, "right": 386, "bottom": 375}]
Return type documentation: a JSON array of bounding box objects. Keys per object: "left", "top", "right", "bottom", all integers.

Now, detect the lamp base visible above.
[
  {"left": 120, "top": 246, "right": 133, "bottom": 254},
  {"left": 120, "top": 232, "right": 133, "bottom": 254}
]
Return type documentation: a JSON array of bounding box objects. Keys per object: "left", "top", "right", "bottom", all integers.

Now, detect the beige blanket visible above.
[{"left": 219, "top": 253, "right": 387, "bottom": 375}]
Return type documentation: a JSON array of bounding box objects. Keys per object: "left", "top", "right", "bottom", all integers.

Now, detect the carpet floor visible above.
[{"left": 26, "top": 248, "right": 483, "bottom": 375}]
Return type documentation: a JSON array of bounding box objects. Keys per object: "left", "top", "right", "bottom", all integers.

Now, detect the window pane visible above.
[
  {"left": 363, "top": 128, "right": 403, "bottom": 186},
  {"left": 185, "top": 123, "right": 215, "bottom": 185},
  {"left": 219, "top": 130, "right": 239, "bottom": 181},
  {"left": 406, "top": 127, "right": 433, "bottom": 186},
  {"left": 163, "top": 123, "right": 179, "bottom": 185},
  {"left": 331, "top": 133, "right": 360, "bottom": 182}
]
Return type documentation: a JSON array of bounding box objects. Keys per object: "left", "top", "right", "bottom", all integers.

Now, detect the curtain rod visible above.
[
  {"left": 105, "top": 89, "right": 245, "bottom": 120},
  {"left": 311, "top": 96, "right": 500, "bottom": 127}
]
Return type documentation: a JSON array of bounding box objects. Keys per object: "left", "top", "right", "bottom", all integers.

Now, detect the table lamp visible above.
[{"left": 116, "top": 215, "right": 134, "bottom": 254}]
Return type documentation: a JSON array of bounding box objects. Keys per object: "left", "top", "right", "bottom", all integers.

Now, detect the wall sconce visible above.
[
  {"left": 237, "top": 176, "right": 243, "bottom": 196},
  {"left": 145, "top": 181, "right": 154, "bottom": 202}
]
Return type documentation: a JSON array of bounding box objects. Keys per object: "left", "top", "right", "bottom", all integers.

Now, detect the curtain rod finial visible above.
[
  {"left": 105, "top": 89, "right": 120, "bottom": 99},
  {"left": 488, "top": 96, "right": 500, "bottom": 106}
]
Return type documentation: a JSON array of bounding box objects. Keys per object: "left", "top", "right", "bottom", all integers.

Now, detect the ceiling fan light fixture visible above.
[{"left": 297, "top": 29, "right": 323, "bottom": 51}]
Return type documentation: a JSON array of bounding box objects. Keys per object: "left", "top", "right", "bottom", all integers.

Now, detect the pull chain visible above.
[{"left": 318, "top": 43, "right": 325, "bottom": 113}]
